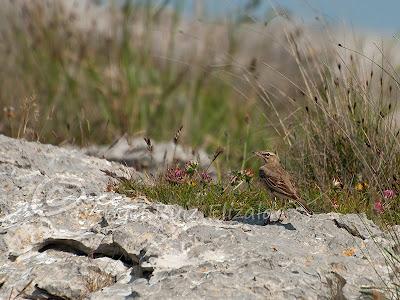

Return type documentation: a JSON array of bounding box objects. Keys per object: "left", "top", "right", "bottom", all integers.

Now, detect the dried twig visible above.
[
  {"left": 172, "top": 125, "right": 183, "bottom": 163},
  {"left": 206, "top": 147, "right": 224, "bottom": 171},
  {"left": 15, "top": 279, "right": 34, "bottom": 298},
  {"left": 144, "top": 137, "right": 154, "bottom": 162}
]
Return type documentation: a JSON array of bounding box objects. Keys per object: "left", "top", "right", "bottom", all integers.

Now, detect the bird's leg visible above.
[
  {"left": 277, "top": 203, "right": 286, "bottom": 222},
  {"left": 273, "top": 195, "right": 284, "bottom": 223},
  {"left": 277, "top": 199, "right": 288, "bottom": 222}
]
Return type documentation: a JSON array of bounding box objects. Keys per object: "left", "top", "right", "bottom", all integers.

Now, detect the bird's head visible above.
[{"left": 254, "top": 151, "right": 279, "bottom": 164}]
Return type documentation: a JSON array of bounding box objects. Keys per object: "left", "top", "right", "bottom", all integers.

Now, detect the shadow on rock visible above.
[{"left": 232, "top": 212, "right": 296, "bottom": 230}]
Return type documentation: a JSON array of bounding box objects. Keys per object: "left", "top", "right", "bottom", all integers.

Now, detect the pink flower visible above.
[
  {"left": 383, "top": 189, "right": 396, "bottom": 199},
  {"left": 200, "top": 171, "right": 212, "bottom": 184},
  {"left": 165, "top": 167, "right": 186, "bottom": 184},
  {"left": 373, "top": 200, "right": 384, "bottom": 214}
]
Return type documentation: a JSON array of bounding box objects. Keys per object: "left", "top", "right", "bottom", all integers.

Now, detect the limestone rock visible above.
[{"left": 0, "top": 135, "right": 397, "bottom": 299}]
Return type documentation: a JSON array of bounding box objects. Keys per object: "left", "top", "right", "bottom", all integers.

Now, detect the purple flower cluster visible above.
[
  {"left": 383, "top": 189, "right": 396, "bottom": 199},
  {"left": 165, "top": 167, "right": 186, "bottom": 184},
  {"left": 374, "top": 200, "right": 384, "bottom": 214},
  {"left": 165, "top": 161, "right": 213, "bottom": 185},
  {"left": 373, "top": 190, "right": 397, "bottom": 214},
  {"left": 200, "top": 171, "right": 212, "bottom": 184}
]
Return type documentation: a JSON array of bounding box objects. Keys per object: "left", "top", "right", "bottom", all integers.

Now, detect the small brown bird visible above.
[{"left": 255, "top": 151, "right": 313, "bottom": 215}]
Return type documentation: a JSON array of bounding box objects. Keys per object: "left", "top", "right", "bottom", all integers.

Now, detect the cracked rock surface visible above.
[{"left": 0, "top": 135, "right": 395, "bottom": 299}]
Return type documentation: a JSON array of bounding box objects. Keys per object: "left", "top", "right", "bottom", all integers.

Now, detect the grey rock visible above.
[
  {"left": 0, "top": 135, "right": 396, "bottom": 299},
  {"left": 90, "top": 283, "right": 137, "bottom": 300},
  {"left": 329, "top": 213, "right": 382, "bottom": 240}
]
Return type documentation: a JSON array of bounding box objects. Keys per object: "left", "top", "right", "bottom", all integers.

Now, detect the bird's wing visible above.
[
  {"left": 259, "top": 168, "right": 313, "bottom": 215},
  {"left": 259, "top": 168, "right": 299, "bottom": 200}
]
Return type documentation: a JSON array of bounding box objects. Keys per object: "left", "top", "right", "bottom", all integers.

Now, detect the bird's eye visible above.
[{"left": 266, "top": 153, "right": 270, "bottom": 157}]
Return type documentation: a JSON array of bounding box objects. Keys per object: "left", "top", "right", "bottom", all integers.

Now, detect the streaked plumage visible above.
[{"left": 255, "top": 151, "right": 313, "bottom": 215}]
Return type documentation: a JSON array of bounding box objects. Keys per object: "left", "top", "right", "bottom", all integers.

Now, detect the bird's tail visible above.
[{"left": 294, "top": 198, "right": 313, "bottom": 215}]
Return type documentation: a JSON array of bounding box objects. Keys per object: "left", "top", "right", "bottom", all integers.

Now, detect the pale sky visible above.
[{"left": 182, "top": 0, "right": 400, "bottom": 34}]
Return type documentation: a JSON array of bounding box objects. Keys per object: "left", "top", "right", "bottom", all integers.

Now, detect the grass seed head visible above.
[
  {"left": 144, "top": 137, "right": 153, "bottom": 153},
  {"left": 173, "top": 125, "right": 183, "bottom": 145}
]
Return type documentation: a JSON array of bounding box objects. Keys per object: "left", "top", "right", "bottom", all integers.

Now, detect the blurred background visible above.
[{"left": 0, "top": 0, "right": 399, "bottom": 213}]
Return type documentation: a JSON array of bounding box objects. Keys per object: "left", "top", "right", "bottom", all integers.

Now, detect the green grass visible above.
[
  {"left": 115, "top": 160, "right": 400, "bottom": 225},
  {"left": 117, "top": 174, "right": 399, "bottom": 226},
  {"left": 302, "top": 186, "right": 400, "bottom": 225},
  {"left": 118, "top": 179, "right": 274, "bottom": 220}
]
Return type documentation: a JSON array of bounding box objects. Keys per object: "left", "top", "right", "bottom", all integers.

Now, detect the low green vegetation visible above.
[
  {"left": 118, "top": 180, "right": 274, "bottom": 220},
  {"left": 116, "top": 159, "right": 400, "bottom": 225}
]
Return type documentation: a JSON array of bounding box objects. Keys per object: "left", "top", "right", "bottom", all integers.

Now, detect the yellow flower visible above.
[
  {"left": 188, "top": 180, "right": 197, "bottom": 187},
  {"left": 355, "top": 182, "right": 368, "bottom": 191}
]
